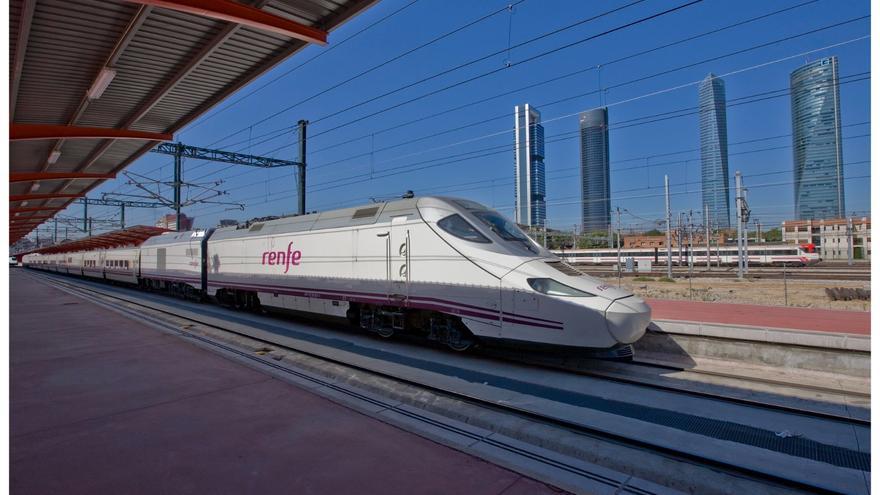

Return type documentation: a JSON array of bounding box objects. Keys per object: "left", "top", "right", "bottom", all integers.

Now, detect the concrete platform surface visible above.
[
  {"left": 10, "top": 271, "right": 559, "bottom": 495},
  {"left": 647, "top": 298, "right": 870, "bottom": 335}
]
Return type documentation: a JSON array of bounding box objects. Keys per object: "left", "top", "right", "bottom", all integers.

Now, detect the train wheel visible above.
[
  {"left": 446, "top": 337, "right": 473, "bottom": 352},
  {"left": 444, "top": 322, "right": 475, "bottom": 352},
  {"left": 375, "top": 326, "right": 395, "bottom": 338}
]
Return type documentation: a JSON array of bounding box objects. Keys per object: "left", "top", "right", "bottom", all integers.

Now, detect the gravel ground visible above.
[{"left": 599, "top": 276, "right": 871, "bottom": 311}]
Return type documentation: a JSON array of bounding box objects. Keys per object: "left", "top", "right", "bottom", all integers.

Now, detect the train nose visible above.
[{"left": 604, "top": 296, "right": 651, "bottom": 344}]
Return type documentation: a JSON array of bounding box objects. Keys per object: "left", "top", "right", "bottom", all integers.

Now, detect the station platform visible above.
[
  {"left": 10, "top": 270, "right": 556, "bottom": 495},
  {"left": 647, "top": 298, "right": 870, "bottom": 336}
]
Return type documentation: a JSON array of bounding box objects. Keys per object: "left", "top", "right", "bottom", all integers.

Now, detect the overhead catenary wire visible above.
[
  {"left": 106, "top": 0, "right": 432, "bottom": 192},
  {"left": 223, "top": 0, "right": 702, "bottom": 150},
  {"left": 182, "top": 0, "right": 425, "bottom": 136},
  {"left": 230, "top": 13, "right": 870, "bottom": 176},
  {"left": 302, "top": 70, "right": 870, "bottom": 192},
  {"left": 111, "top": 9, "right": 866, "bottom": 229},
  {"left": 306, "top": 0, "right": 825, "bottom": 156},
  {"left": 201, "top": 0, "right": 533, "bottom": 148},
  {"left": 108, "top": 0, "right": 533, "bottom": 197},
  {"left": 183, "top": 168, "right": 871, "bottom": 226},
  {"left": 104, "top": 1, "right": 834, "bottom": 199},
  {"left": 167, "top": 67, "right": 871, "bottom": 222}
]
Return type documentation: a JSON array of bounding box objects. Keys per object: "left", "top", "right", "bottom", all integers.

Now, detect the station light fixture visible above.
[
  {"left": 47, "top": 150, "right": 61, "bottom": 164},
  {"left": 29, "top": 183, "right": 41, "bottom": 193},
  {"left": 87, "top": 68, "right": 117, "bottom": 100},
  {"left": 20, "top": 201, "right": 28, "bottom": 207}
]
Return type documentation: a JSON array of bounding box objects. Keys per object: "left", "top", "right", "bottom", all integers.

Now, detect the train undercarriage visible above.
[{"left": 212, "top": 286, "right": 477, "bottom": 351}]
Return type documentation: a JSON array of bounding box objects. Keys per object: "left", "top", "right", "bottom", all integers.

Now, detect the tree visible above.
[
  {"left": 644, "top": 229, "right": 663, "bottom": 236},
  {"left": 764, "top": 228, "right": 782, "bottom": 242}
]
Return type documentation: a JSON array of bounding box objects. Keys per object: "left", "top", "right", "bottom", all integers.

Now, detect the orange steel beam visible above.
[
  {"left": 10, "top": 214, "right": 54, "bottom": 219},
  {"left": 11, "top": 172, "right": 116, "bottom": 183},
  {"left": 10, "top": 221, "right": 48, "bottom": 226},
  {"left": 10, "top": 206, "right": 66, "bottom": 213},
  {"left": 10, "top": 193, "right": 83, "bottom": 202},
  {"left": 10, "top": 124, "right": 172, "bottom": 142},
  {"left": 11, "top": 216, "right": 53, "bottom": 223},
  {"left": 10, "top": 0, "right": 36, "bottom": 120},
  {"left": 120, "top": 0, "right": 328, "bottom": 45}
]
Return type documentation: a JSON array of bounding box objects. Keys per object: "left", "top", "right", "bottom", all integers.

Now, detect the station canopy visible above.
[
  {"left": 10, "top": 0, "right": 377, "bottom": 244},
  {"left": 23, "top": 225, "right": 170, "bottom": 254}
]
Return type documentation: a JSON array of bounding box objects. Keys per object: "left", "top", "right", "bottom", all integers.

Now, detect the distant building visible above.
[
  {"left": 514, "top": 104, "right": 546, "bottom": 227},
  {"left": 698, "top": 73, "right": 731, "bottom": 230},
  {"left": 790, "top": 56, "right": 845, "bottom": 220},
  {"left": 579, "top": 107, "right": 610, "bottom": 233},
  {"left": 782, "top": 217, "right": 870, "bottom": 260},
  {"left": 156, "top": 213, "right": 194, "bottom": 231}
]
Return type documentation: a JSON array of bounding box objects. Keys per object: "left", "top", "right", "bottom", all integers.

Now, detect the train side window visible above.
[{"left": 437, "top": 214, "right": 490, "bottom": 243}]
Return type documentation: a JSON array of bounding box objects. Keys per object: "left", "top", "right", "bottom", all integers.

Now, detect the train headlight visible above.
[{"left": 527, "top": 278, "right": 595, "bottom": 297}]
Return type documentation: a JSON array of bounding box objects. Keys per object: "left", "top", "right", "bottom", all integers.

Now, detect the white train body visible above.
[
  {"left": 103, "top": 248, "right": 140, "bottom": 285},
  {"left": 556, "top": 244, "right": 820, "bottom": 267},
  {"left": 139, "top": 230, "right": 206, "bottom": 292},
  {"left": 22, "top": 197, "right": 652, "bottom": 352}
]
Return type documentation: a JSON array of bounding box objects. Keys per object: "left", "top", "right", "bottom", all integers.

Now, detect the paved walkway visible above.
[
  {"left": 647, "top": 298, "right": 870, "bottom": 335},
  {"left": 10, "top": 270, "right": 556, "bottom": 495}
]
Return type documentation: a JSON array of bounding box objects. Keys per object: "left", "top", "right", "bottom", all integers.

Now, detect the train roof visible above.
[
  {"left": 128, "top": 196, "right": 512, "bottom": 247},
  {"left": 208, "top": 196, "right": 461, "bottom": 241},
  {"left": 18, "top": 226, "right": 170, "bottom": 255}
]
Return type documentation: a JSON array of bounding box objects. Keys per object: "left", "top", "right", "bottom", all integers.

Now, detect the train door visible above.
[{"left": 389, "top": 215, "right": 410, "bottom": 303}]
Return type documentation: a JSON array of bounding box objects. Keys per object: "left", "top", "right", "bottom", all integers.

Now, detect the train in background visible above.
[
  {"left": 553, "top": 243, "right": 820, "bottom": 267},
  {"left": 22, "top": 196, "right": 651, "bottom": 358}
]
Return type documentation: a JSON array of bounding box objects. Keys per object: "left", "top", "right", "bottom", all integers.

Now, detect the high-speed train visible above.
[{"left": 23, "top": 196, "right": 651, "bottom": 355}]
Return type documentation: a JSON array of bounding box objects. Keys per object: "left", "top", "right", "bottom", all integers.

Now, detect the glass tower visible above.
[
  {"left": 579, "top": 108, "right": 610, "bottom": 233},
  {"left": 790, "top": 56, "right": 844, "bottom": 220},
  {"left": 514, "top": 104, "right": 546, "bottom": 226},
  {"left": 698, "top": 73, "right": 731, "bottom": 230}
]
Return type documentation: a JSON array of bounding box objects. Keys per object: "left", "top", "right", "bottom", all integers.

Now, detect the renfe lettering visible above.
[{"left": 261, "top": 242, "right": 302, "bottom": 273}]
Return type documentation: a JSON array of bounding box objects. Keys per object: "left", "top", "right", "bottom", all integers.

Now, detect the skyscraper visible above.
[
  {"left": 790, "top": 56, "right": 844, "bottom": 220},
  {"left": 698, "top": 73, "right": 731, "bottom": 230},
  {"left": 579, "top": 107, "right": 610, "bottom": 233},
  {"left": 514, "top": 104, "right": 546, "bottom": 227}
]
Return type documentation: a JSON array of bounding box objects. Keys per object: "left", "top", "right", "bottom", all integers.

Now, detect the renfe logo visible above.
[{"left": 262, "top": 242, "right": 302, "bottom": 273}]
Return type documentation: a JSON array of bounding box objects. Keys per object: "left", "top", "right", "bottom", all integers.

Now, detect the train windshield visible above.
[
  {"left": 453, "top": 200, "right": 542, "bottom": 254},
  {"left": 471, "top": 210, "right": 529, "bottom": 242},
  {"left": 437, "top": 214, "right": 490, "bottom": 243}
]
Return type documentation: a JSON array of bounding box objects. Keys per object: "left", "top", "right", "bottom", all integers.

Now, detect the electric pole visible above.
[
  {"left": 743, "top": 188, "right": 749, "bottom": 274},
  {"left": 298, "top": 119, "right": 308, "bottom": 215},
  {"left": 704, "top": 204, "right": 710, "bottom": 270},
  {"left": 687, "top": 209, "right": 694, "bottom": 273},
  {"left": 677, "top": 212, "right": 684, "bottom": 266},
  {"left": 847, "top": 216, "right": 854, "bottom": 266},
  {"left": 665, "top": 175, "right": 672, "bottom": 278},
  {"left": 173, "top": 143, "right": 182, "bottom": 232},
  {"left": 616, "top": 207, "right": 622, "bottom": 286},
  {"left": 735, "top": 171, "right": 744, "bottom": 279}
]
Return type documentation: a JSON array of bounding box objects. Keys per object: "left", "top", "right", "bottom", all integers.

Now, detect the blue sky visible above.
[{"left": 74, "top": 0, "right": 870, "bottom": 235}]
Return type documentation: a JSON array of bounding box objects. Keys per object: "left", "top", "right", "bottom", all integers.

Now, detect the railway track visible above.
[
  {"left": 482, "top": 350, "right": 869, "bottom": 427},
  {"left": 28, "top": 270, "right": 869, "bottom": 495}
]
